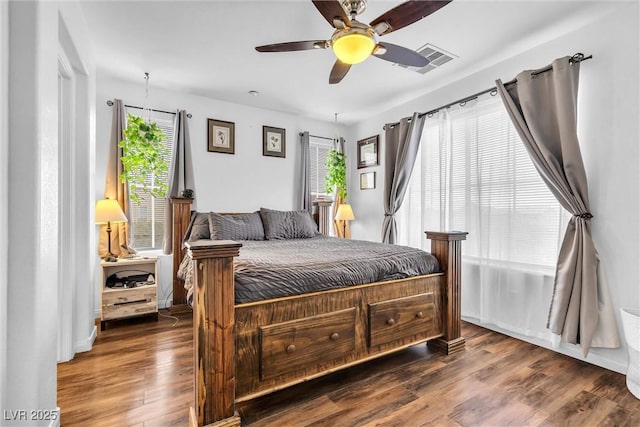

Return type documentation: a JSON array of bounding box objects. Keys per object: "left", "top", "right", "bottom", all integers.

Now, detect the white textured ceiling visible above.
[{"left": 80, "top": 0, "right": 625, "bottom": 124}]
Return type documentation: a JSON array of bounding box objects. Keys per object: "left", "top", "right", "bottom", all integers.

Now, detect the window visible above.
[
  {"left": 309, "top": 138, "right": 333, "bottom": 200},
  {"left": 398, "top": 92, "right": 571, "bottom": 342},
  {"left": 126, "top": 109, "right": 175, "bottom": 250},
  {"left": 397, "top": 94, "right": 566, "bottom": 271}
]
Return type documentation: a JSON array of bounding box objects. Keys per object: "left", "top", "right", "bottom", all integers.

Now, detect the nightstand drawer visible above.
[{"left": 102, "top": 285, "right": 158, "bottom": 320}]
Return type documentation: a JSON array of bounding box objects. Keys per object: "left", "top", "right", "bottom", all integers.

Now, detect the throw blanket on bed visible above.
[{"left": 179, "top": 235, "right": 440, "bottom": 305}]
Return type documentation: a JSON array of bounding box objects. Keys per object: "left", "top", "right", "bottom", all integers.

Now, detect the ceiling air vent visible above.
[{"left": 396, "top": 43, "right": 457, "bottom": 75}]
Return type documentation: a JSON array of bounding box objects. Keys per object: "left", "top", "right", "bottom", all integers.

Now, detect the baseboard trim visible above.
[
  {"left": 462, "top": 317, "right": 627, "bottom": 374},
  {"left": 50, "top": 407, "right": 61, "bottom": 427},
  {"left": 74, "top": 325, "right": 97, "bottom": 354}
]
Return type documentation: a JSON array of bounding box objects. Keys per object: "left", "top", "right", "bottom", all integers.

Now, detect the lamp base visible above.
[{"left": 104, "top": 222, "right": 118, "bottom": 262}]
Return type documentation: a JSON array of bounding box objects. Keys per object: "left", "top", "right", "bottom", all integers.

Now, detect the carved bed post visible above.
[
  {"left": 186, "top": 240, "right": 242, "bottom": 427},
  {"left": 425, "top": 231, "right": 468, "bottom": 354},
  {"left": 171, "top": 197, "right": 193, "bottom": 313}
]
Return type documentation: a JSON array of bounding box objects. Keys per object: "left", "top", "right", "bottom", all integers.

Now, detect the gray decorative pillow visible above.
[
  {"left": 259, "top": 208, "right": 318, "bottom": 240},
  {"left": 208, "top": 212, "right": 265, "bottom": 241},
  {"left": 185, "top": 212, "right": 210, "bottom": 242}
]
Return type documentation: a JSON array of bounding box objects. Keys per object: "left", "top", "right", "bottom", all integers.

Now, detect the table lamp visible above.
[
  {"left": 95, "top": 198, "right": 128, "bottom": 261},
  {"left": 335, "top": 204, "right": 355, "bottom": 238}
]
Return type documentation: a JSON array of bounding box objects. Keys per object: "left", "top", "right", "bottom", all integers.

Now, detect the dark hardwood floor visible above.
[{"left": 57, "top": 310, "right": 639, "bottom": 426}]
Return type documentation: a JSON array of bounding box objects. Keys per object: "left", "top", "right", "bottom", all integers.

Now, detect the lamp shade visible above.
[
  {"left": 335, "top": 204, "right": 355, "bottom": 221},
  {"left": 95, "top": 199, "right": 128, "bottom": 224}
]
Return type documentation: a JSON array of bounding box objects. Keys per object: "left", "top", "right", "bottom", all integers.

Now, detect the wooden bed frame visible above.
[{"left": 170, "top": 200, "right": 467, "bottom": 427}]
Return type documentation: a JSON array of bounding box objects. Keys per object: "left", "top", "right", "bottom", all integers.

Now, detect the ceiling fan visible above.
[{"left": 255, "top": 0, "right": 453, "bottom": 84}]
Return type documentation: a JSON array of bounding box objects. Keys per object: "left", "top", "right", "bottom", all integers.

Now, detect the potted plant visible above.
[
  {"left": 325, "top": 149, "right": 347, "bottom": 199},
  {"left": 119, "top": 114, "right": 169, "bottom": 204}
]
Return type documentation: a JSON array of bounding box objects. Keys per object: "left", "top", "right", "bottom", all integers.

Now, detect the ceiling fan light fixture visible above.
[{"left": 331, "top": 29, "right": 375, "bottom": 65}]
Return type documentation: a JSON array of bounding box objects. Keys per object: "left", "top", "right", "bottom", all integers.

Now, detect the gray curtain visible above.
[
  {"left": 101, "top": 98, "right": 134, "bottom": 257},
  {"left": 163, "top": 110, "right": 195, "bottom": 254},
  {"left": 496, "top": 56, "right": 618, "bottom": 355},
  {"left": 382, "top": 113, "right": 425, "bottom": 244},
  {"left": 299, "top": 131, "right": 311, "bottom": 211}
]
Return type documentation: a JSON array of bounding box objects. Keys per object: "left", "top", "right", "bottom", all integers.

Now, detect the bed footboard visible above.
[{"left": 186, "top": 231, "right": 466, "bottom": 427}]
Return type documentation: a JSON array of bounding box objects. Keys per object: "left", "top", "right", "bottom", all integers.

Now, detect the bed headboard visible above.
[{"left": 171, "top": 206, "right": 324, "bottom": 311}]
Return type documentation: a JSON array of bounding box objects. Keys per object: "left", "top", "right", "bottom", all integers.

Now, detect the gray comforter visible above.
[{"left": 179, "top": 235, "right": 440, "bottom": 304}]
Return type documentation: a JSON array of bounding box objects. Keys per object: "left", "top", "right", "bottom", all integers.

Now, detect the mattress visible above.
[{"left": 179, "top": 235, "right": 440, "bottom": 304}]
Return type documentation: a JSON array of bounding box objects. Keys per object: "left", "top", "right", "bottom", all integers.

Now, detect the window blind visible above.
[
  {"left": 397, "top": 94, "right": 566, "bottom": 270},
  {"left": 126, "top": 109, "right": 175, "bottom": 250},
  {"left": 310, "top": 139, "right": 333, "bottom": 199}
]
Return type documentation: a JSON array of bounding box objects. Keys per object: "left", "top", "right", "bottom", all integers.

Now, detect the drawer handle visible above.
[
  {"left": 286, "top": 344, "right": 296, "bottom": 353},
  {"left": 114, "top": 298, "right": 150, "bottom": 306},
  {"left": 387, "top": 318, "right": 395, "bottom": 326},
  {"left": 416, "top": 311, "right": 424, "bottom": 318},
  {"left": 330, "top": 333, "right": 340, "bottom": 341}
]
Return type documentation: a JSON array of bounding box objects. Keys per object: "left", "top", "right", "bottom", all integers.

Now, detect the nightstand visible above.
[{"left": 100, "top": 257, "right": 158, "bottom": 331}]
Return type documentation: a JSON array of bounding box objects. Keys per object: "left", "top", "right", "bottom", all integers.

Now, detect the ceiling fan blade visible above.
[
  {"left": 329, "top": 60, "right": 351, "bottom": 84},
  {"left": 370, "top": 0, "right": 453, "bottom": 36},
  {"left": 373, "top": 42, "right": 429, "bottom": 68},
  {"left": 255, "top": 40, "right": 328, "bottom": 52},
  {"left": 312, "top": 0, "right": 350, "bottom": 28}
]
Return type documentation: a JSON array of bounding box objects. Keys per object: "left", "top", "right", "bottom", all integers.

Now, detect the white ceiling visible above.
[{"left": 80, "top": 0, "right": 625, "bottom": 124}]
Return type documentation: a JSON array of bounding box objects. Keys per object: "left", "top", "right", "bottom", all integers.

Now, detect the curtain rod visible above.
[
  {"left": 384, "top": 53, "right": 592, "bottom": 130},
  {"left": 106, "top": 100, "right": 192, "bottom": 119},
  {"left": 299, "top": 132, "right": 335, "bottom": 141}
]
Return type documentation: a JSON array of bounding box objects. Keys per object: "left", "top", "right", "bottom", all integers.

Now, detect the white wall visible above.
[
  {"left": 345, "top": 3, "right": 639, "bottom": 373},
  {"left": 3, "top": 1, "right": 96, "bottom": 424},
  {"left": 5, "top": 1, "right": 59, "bottom": 424},
  {"left": 95, "top": 75, "right": 340, "bottom": 308},
  {"left": 0, "top": 0, "right": 9, "bottom": 416}
]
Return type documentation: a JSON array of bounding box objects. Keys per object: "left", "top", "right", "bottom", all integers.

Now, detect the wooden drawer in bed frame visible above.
[
  {"left": 368, "top": 292, "right": 437, "bottom": 347},
  {"left": 259, "top": 307, "right": 357, "bottom": 381}
]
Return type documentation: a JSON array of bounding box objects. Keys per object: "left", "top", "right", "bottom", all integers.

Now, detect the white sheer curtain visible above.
[{"left": 397, "top": 93, "right": 568, "bottom": 342}]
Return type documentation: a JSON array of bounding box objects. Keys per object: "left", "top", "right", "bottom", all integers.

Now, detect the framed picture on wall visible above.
[
  {"left": 208, "top": 119, "right": 235, "bottom": 154},
  {"left": 360, "top": 171, "right": 376, "bottom": 190},
  {"left": 263, "top": 126, "right": 286, "bottom": 158},
  {"left": 357, "top": 135, "right": 379, "bottom": 169}
]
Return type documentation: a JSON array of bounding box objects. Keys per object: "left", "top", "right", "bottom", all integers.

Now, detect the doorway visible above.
[{"left": 57, "top": 50, "right": 75, "bottom": 362}]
